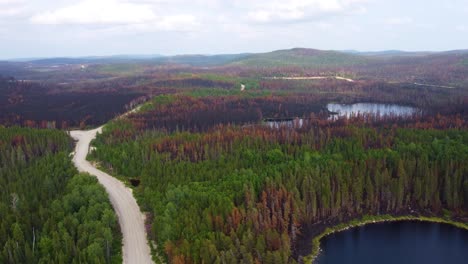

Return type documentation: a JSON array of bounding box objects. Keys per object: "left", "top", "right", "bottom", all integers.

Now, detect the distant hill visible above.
[
  {"left": 28, "top": 55, "right": 163, "bottom": 65},
  {"left": 8, "top": 48, "right": 468, "bottom": 69},
  {"left": 152, "top": 54, "right": 250, "bottom": 66},
  {"left": 229, "top": 48, "right": 369, "bottom": 67},
  {"left": 439, "top": 49, "right": 468, "bottom": 56},
  {"left": 25, "top": 54, "right": 249, "bottom": 67},
  {"left": 346, "top": 50, "right": 434, "bottom": 57},
  {"left": 344, "top": 49, "right": 468, "bottom": 57}
]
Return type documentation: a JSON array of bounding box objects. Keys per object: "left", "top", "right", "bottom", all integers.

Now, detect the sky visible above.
[{"left": 0, "top": 0, "right": 467, "bottom": 59}]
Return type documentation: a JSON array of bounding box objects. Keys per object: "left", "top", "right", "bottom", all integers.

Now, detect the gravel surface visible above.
[{"left": 70, "top": 127, "right": 154, "bottom": 264}]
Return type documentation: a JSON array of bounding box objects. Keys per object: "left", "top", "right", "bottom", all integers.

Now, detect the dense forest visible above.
[
  {"left": 0, "top": 127, "right": 121, "bottom": 263},
  {"left": 91, "top": 95, "right": 468, "bottom": 263},
  {"left": 1, "top": 47, "right": 468, "bottom": 263}
]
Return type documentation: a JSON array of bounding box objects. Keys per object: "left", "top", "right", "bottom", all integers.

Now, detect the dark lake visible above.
[
  {"left": 327, "top": 103, "right": 418, "bottom": 117},
  {"left": 314, "top": 221, "right": 468, "bottom": 264}
]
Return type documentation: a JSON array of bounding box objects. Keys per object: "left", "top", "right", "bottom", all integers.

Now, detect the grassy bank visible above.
[{"left": 303, "top": 214, "right": 468, "bottom": 264}]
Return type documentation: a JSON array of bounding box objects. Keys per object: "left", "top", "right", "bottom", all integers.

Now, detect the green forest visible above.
[
  {"left": 0, "top": 127, "right": 121, "bottom": 264},
  {"left": 2, "top": 47, "right": 468, "bottom": 263},
  {"left": 90, "top": 95, "right": 468, "bottom": 263}
]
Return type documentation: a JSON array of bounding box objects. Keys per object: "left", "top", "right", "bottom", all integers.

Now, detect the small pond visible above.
[{"left": 313, "top": 221, "right": 468, "bottom": 264}]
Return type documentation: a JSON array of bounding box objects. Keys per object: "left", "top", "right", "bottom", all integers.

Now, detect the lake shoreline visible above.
[{"left": 301, "top": 214, "right": 468, "bottom": 264}]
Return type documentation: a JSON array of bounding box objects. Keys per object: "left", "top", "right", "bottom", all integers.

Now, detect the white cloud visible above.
[
  {"left": 115, "top": 15, "right": 199, "bottom": 32},
  {"left": 26, "top": 0, "right": 369, "bottom": 32},
  {"left": 30, "top": 0, "right": 156, "bottom": 25},
  {"left": 385, "top": 17, "right": 413, "bottom": 25},
  {"left": 29, "top": 0, "right": 199, "bottom": 32},
  {"left": 245, "top": 0, "right": 369, "bottom": 23}
]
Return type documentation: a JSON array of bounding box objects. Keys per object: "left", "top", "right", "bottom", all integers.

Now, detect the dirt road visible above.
[
  {"left": 413, "top": 82, "right": 455, "bottom": 89},
  {"left": 264, "top": 76, "right": 355, "bottom": 82},
  {"left": 70, "top": 127, "right": 154, "bottom": 264}
]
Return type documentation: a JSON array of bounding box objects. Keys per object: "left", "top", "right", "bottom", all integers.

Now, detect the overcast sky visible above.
[{"left": 1, "top": 0, "right": 467, "bottom": 59}]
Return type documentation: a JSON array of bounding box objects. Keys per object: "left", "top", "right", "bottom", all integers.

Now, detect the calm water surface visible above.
[
  {"left": 314, "top": 221, "right": 468, "bottom": 264},
  {"left": 265, "top": 103, "right": 418, "bottom": 128},
  {"left": 265, "top": 118, "right": 304, "bottom": 128},
  {"left": 327, "top": 103, "right": 418, "bottom": 117}
]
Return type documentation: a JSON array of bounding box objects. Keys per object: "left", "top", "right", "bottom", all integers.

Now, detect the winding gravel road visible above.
[{"left": 70, "top": 127, "right": 154, "bottom": 264}]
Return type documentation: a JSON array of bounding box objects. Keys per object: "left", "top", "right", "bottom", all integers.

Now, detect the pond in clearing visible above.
[
  {"left": 313, "top": 221, "right": 468, "bottom": 264},
  {"left": 327, "top": 103, "right": 418, "bottom": 117}
]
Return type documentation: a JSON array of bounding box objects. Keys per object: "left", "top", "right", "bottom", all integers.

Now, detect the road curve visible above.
[{"left": 70, "top": 127, "right": 154, "bottom": 264}]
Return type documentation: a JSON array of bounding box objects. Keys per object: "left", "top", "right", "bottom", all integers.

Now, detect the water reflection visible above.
[
  {"left": 265, "top": 118, "right": 304, "bottom": 128},
  {"left": 264, "top": 103, "right": 418, "bottom": 129},
  {"left": 327, "top": 103, "right": 418, "bottom": 118}
]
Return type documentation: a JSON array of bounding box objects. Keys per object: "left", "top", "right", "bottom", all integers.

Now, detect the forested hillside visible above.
[
  {"left": 0, "top": 127, "right": 121, "bottom": 263},
  {"left": 91, "top": 95, "right": 468, "bottom": 263},
  {"left": 2, "top": 46, "right": 468, "bottom": 264},
  {"left": 230, "top": 48, "right": 369, "bottom": 68}
]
